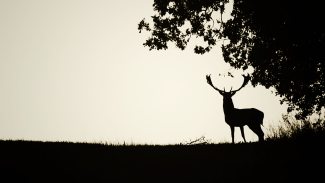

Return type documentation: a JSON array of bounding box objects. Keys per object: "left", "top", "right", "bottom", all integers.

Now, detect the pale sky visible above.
[{"left": 0, "top": 0, "right": 287, "bottom": 144}]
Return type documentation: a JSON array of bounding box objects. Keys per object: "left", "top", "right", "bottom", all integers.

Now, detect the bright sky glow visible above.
[{"left": 0, "top": 0, "right": 287, "bottom": 144}]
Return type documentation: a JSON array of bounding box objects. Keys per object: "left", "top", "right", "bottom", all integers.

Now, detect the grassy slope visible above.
[{"left": 0, "top": 140, "right": 324, "bottom": 183}]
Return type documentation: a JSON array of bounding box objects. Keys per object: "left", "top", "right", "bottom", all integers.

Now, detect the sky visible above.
[{"left": 0, "top": 0, "right": 288, "bottom": 144}]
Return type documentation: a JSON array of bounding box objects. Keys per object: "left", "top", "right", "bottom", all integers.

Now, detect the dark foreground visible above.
[{"left": 0, "top": 140, "right": 324, "bottom": 183}]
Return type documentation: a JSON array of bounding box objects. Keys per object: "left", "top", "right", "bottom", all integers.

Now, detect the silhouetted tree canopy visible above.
[{"left": 138, "top": 0, "right": 325, "bottom": 119}]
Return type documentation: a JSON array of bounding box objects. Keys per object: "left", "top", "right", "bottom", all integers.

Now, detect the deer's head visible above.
[{"left": 206, "top": 74, "right": 250, "bottom": 99}]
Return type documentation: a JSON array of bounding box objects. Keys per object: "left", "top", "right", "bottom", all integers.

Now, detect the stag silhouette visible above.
[{"left": 206, "top": 74, "right": 264, "bottom": 143}]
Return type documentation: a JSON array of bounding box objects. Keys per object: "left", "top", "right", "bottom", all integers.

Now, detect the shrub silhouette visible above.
[{"left": 266, "top": 114, "right": 325, "bottom": 142}]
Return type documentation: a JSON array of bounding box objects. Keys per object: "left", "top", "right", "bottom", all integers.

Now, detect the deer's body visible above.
[
  {"left": 206, "top": 74, "right": 264, "bottom": 143},
  {"left": 223, "top": 96, "right": 264, "bottom": 143},
  {"left": 223, "top": 96, "right": 263, "bottom": 126}
]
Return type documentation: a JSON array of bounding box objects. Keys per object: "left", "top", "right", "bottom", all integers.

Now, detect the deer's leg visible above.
[
  {"left": 230, "top": 126, "right": 235, "bottom": 144},
  {"left": 257, "top": 126, "right": 264, "bottom": 142},
  {"left": 240, "top": 126, "right": 246, "bottom": 143},
  {"left": 248, "top": 124, "right": 264, "bottom": 142}
]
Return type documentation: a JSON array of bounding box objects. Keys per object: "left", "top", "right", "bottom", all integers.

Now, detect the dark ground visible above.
[{"left": 0, "top": 140, "right": 324, "bottom": 183}]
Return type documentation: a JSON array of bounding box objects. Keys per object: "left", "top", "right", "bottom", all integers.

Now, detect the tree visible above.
[{"left": 138, "top": 0, "right": 325, "bottom": 119}]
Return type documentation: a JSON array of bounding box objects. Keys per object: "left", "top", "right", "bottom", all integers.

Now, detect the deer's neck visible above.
[{"left": 223, "top": 97, "right": 235, "bottom": 114}]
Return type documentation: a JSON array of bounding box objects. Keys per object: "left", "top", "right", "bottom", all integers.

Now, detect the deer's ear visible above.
[{"left": 230, "top": 91, "right": 236, "bottom": 97}]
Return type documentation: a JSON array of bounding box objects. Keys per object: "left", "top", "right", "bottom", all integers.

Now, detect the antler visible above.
[
  {"left": 230, "top": 74, "right": 251, "bottom": 93},
  {"left": 206, "top": 74, "right": 223, "bottom": 93}
]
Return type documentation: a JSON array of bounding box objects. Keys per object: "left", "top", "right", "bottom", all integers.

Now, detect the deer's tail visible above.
[{"left": 259, "top": 111, "right": 264, "bottom": 126}]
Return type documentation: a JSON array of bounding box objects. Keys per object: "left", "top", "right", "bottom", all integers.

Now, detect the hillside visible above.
[{"left": 0, "top": 140, "right": 323, "bottom": 183}]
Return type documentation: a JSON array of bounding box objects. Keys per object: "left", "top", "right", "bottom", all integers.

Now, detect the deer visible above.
[{"left": 206, "top": 74, "right": 264, "bottom": 143}]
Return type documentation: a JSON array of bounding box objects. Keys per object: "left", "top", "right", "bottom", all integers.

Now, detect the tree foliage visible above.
[
  {"left": 138, "top": 0, "right": 325, "bottom": 119},
  {"left": 138, "top": 0, "right": 229, "bottom": 53}
]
